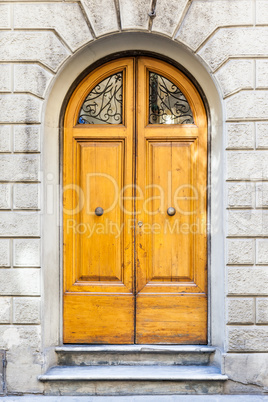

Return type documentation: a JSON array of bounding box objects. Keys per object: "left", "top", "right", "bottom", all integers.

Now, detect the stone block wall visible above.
[{"left": 0, "top": 0, "right": 268, "bottom": 394}]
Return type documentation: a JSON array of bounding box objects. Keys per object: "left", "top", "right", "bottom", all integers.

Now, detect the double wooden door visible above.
[{"left": 63, "top": 57, "right": 207, "bottom": 344}]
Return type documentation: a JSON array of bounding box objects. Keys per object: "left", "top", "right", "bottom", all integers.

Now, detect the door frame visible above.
[
  {"left": 42, "top": 33, "right": 224, "bottom": 366},
  {"left": 64, "top": 51, "right": 212, "bottom": 343}
]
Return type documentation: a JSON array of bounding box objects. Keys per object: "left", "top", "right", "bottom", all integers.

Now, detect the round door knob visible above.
[
  {"left": 95, "top": 207, "right": 104, "bottom": 216},
  {"left": 167, "top": 207, "right": 176, "bottom": 216}
]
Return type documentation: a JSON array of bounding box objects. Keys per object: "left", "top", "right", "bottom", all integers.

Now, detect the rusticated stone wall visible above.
[{"left": 0, "top": 0, "right": 268, "bottom": 394}]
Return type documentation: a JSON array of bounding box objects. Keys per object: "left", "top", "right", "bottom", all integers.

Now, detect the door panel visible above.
[
  {"left": 148, "top": 140, "right": 196, "bottom": 283},
  {"left": 63, "top": 56, "right": 207, "bottom": 344},
  {"left": 64, "top": 295, "right": 134, "bottom": 344},
  {"left": 136, "top": 295, "right": 207, "bottom": 344},
  {"left": 78, "top": 140, "right": 124, "bottom": 282},
  {"left": 135, "top": 57, "right": 207, "bottom": 343},
  {"left": 63, "top": 58, "right": 135, "bottom": 343}
]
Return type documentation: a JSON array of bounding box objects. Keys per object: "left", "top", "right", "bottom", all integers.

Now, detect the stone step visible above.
[
  {"left": 40, "top": 364, "right": 226, "bottom": 381},
  {"left": 55, "top": 345, "right": 216, "bottom": 366},
  {"left": 39, "top": 365, "right": 228, "bottom": 396}
]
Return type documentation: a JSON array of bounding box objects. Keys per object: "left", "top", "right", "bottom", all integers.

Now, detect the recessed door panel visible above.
[
  {"left": 77, "top": 140, "right": 124, "bottom": 282},
  {"left": 147, "top": 140, "right": 196, "bottom": 283}
]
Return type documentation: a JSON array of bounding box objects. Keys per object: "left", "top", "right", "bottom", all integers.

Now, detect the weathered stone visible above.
[
  {"left": 0, "top": 184, "right": 11, "bottom": 209},
  {"left": 14, "top": 64, "right": 53, "bottom": 98},
  {"left": 227, "top": 298, "right": 254, "bottom": 324},
  {"left": 256, "top": 239, "right": 268, "bottom": 264},
  {"left": 13, "top": 239, "right": 40, "bottom": 267},
  {"left": 256, "top": 123, "right": 268, "bottom": 149},
  {"left": 0, "top": 325, "right": 41, "bottom": 349},
  {"left": 0, "top": 2, "right": 268, "bottom": 396},
  {"left": 228, "top": 327, "right": 268, "bottom": 351},
  {"left": 0, "top": 4, "right": 10, "bottom": 29},
  {"left": 228, "top": 267, "right": 268, "bottom": 295},
  {"left": 227, "top": 239, "right": 254, "bottom": 265},
  {"left": 82, "top": 0, "right": 118, "bottom": 37},
  {"left": 227, "top": 152, "right": 268, "bottom": 180},
  {"left": 6, "top": 361, "right": 43, "bottom": 393},
  {"left": 176, "top": 1, "right": 253, "bottom": 51},
  {"left": 14, "top": 125, "right": 40, "bottom": 153},
  {"left": 226, "top": 123, "right": 254, "bottom": 150},
  {"left": 226, "top": 91, "right": 268, "bottom": 120},
  {"left": 56, "top": 345, "right": 215, "bottom": 366},
  {"left": 0, "top": 350, "right": 4, "bottom": 394},
  {"left": 152, "top": 0, "right": 188, "bottom": 36},
  {"left": 256, "top": 60, "right": 268, "bottom": 89},
  {"left": 0, "top": 125, "right": 11, "bottom": 153},
  {"left": 224, "top": 379, "right": 267, "bottom": 394},
  {"left": 0, "top": 95, "right": 42, "bottom": 124},
  {"left": 215, "top": 60, "right": 254, "bottom": 97},
  {"left": 224, "top": 353, "right": 268, "bottom": 388},
  {"left": 0, "top": 297, "right": 11, "bottom": 323},
  {"left": 0, "top": 155, "right": 40, "bottom": 181},
  {"left": 0, "top": 64, "right": 11, "bottom": 92},
  {"left": 256, "top": 182, "right": 268, "bottom": 208},
  {"left": 0, "top": 269, "right": 40, "bottom": 296},
  {"left": 227, "top": 182, "right": 255, "bottom": 208},
  {"left": 0, "top": 32, "right": 70, "bottom": 72},
  {"left": 41, "top": 371, "right": 226, "bottom": 395},
  {"left": 256, "top": 0, "right": 268, "bottom": 25},
  {"left": 0, "top": 213, "right": 40, "bottom": 237},
  {"left": 256, "top": 298, "right": 268, "bottom": 324},
  {"left": 13, "top": 183, "right": 40, "bottom": 210},
  {"left": 228, "top": 210, "right": 268, "bottom": 237},
  {"left": 14, "top": 3, "right": 92, "bottom": 51},
  {"left": 13, "top": 297, "right": 40, "bottom": 324},
  {"left": 0, "top": 239, "right": 10, "bottom": 267},
  {"left": 119, "top": 0, "right": 151, "bottom": 30},
  {"left": 199, "top": 28, "right": 268, "bottom": 71}
]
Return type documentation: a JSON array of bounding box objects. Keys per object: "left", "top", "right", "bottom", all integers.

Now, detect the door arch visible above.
[{"left": 63, "top": 56, "right": 207, "bottom": 344}]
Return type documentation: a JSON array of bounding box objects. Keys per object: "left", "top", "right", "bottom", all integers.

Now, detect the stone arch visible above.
[{"left": 42, "top": 32, "right": 224, "bottom": 370}]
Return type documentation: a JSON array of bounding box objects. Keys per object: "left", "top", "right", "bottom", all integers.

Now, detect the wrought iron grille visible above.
[
  {"left": 78, "top": 72, "right": 123, "bottom": 124},
  {"left": 149, "top": 72, "right": 194, "bottom": 124}
]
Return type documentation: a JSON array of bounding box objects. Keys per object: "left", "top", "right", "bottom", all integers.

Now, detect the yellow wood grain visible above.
[
  {"left": 136, "top": 295, "right": 207, "bottom": 344},
  {"left": 63, "top": 58, "right": 135, "bottom": 343},
  {"left": 63, "top": 56, "right": 207, "bottom": 344},
  {"left": 135, "top": 57, "right": 207, "bottom": 343},
  {"left": 64, "top": 294, "right": 134, "bottom": 344}
]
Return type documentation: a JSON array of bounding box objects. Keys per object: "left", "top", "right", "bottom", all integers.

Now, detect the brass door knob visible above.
[
  {"left": 95, "top": 207, "right": 104, "bottom": 216},
  {"left": 167, "top": 207, "right": 176, "bottom": 216}
]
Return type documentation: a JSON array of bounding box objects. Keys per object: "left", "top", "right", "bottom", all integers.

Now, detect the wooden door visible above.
[
  {"left": 63, "top": 58, "right": 135, "bottom": 343},
  {"left": 63, "top": 57, "right": 207, "bottom": 344},
  {"left": 135, "top": 58, "right": 207, "bottom": 343}
]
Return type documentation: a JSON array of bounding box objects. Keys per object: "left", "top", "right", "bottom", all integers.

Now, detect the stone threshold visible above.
[{"left": 55, "top": 345, "right": 217, "bottom": 354}]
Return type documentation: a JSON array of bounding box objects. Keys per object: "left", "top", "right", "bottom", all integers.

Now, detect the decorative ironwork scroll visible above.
[
  {"left": 78, "top": 72, "right": 123, "bottom": 124},
  {"left": 149, "top": 72, "right": 194, "bottom": 124}
]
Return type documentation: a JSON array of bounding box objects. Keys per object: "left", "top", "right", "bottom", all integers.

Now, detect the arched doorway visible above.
[{"left": 63, "top": 56, "right": 207, "bottom": 344}]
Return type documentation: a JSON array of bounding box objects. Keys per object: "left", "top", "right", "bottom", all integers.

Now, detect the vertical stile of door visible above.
[
  {"left": 63, "top": 58, "right": 135, "bottom": 343},
  {"left": 135, "top": 57, "right": 208, "bottom": 344}
]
